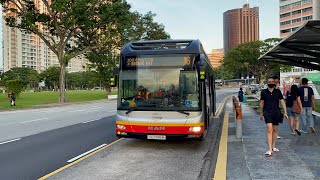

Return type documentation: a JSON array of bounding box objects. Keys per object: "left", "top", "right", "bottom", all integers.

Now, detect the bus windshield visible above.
[{"left": 118, "top": 55, "right": 200, "bottom": 111}]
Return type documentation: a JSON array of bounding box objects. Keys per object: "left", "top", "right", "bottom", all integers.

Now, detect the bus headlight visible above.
[
  {"left": 117, "top": 124, "right": 126, "bottom": 130},
  {"left": 189, "top": 126, "right": 201, "bottom": 132}
]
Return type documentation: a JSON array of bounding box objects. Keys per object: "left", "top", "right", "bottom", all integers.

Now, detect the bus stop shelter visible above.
[{"left": 259, "top": 20, "right": 320, "bottom": 70}]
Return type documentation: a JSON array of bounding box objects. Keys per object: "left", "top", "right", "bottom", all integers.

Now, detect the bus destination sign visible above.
[{"left": 125, "top": 55, "right": 193, "bottom": 67}]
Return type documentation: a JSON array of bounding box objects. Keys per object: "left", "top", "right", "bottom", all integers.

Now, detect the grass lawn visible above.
[
  {"left": 246, "top": 101, "right": 261, "bottom": 114},
  {"left": 316, "top": 100, "right": 320, "bottom": 113},
  {"left": 0, "top": 90, "right": 117, "bottom": 110}
]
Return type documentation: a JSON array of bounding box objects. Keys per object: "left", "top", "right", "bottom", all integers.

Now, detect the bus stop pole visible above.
[{"left": 235, "top": 105, "right": 242, "bottom": 139}]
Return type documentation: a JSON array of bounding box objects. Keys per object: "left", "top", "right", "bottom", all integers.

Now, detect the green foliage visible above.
[
  {"left": 222, "top": 38, "right": 291, "bottom": 83},
  {"left": 6, "top": 79, "right": 27, "bottom": 97},
  {"left": 66, "top": 71, "right": 101, "bottom": 90},
  {"left": 87, "top": 10, "right": 170, "bottom": 92},
  {"left": 1, "top": 67, "right": 40, "bottom": 89},
  {"left": 316, "top": 100, "right": 320, "bottom": 113},
  {"left": 1, "top": 0, "right": 136, "bottom": 102},
  {"left": 40, "top": 66, "right": 60, "bottom": 90},
  {"left": 123, "top": 11, "right": 170, "bottom": 42},
  {"left": 214, "top": 67, "right": 234, "bottom": 80}
]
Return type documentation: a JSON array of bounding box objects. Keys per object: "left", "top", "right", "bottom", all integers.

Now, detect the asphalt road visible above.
[{"left": 0, "top": 89, "right": 237, "bottom": 180}]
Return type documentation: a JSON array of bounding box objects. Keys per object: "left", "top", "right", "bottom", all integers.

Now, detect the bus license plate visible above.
[{"left": 147, "top": 135, "right": 166, "bottom": 140}]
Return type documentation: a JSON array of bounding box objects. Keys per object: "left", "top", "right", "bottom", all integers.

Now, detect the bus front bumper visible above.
[{"left": 116, "top": 123, "right": 204, "bottom": 139}]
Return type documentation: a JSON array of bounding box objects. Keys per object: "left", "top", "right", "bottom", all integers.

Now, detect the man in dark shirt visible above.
[
  {"left": 260, "top": 77, "right": 288, "bottom": 157},
  {"left": 273, "top": 75, "right": 283, "bottom": 139},
  {"left": 299, "top": 78, "right": 316, "bottom": 133}
]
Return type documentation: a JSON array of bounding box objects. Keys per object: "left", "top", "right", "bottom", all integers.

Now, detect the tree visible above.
[
  {"left": 213, "top": 67, "right": 234, "bottom": 80},
  {"left": 66, "top": 72, "right": 83, "bottom": 90},
  {"left": 1, "top": 67, "right": 40, "bottom": 89},
  {"left": 87, "top": 51, "right": 117, "bottom": 93},
  {"left": 1, "top": 0, "right": 133, "bottom": 102},
  {"left": 123, "top": 11, "right": 170, "bottom": 42},
  {"left": 87, "top": 11, "right": 170, "bottom": 93},
  {"left": 6, "top": 79, "right": 26, "bottom": 97},
  {"left": 40, "top": 66, "right": 60, "bottom": 90},
  {"left": 222, "top": 38, "right": 289, "bottom": 84}
]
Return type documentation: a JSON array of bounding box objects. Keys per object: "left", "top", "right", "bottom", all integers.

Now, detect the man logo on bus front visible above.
[{"left": 148, "top": 126, "right": 166, "bottom": 130}]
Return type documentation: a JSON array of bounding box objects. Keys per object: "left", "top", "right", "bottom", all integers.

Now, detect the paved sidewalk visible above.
[{"left": 226, "top": 99, "right": 320, "bottom": 180}]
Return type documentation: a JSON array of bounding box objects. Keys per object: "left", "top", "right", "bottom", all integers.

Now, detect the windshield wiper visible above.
[
  {"left": 126, "top": 107, "right": 137, "bottom": 115},
  {"left": 177, "top": 110, "right": 190, "bottom": 116}
]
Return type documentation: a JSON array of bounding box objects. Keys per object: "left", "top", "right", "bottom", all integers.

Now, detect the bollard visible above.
[
  {"left": 235, "top": 105, "right": 242, "bottom": 139},
  {"left": 233, "top": 96, "right": 239, "bottom": 125}
]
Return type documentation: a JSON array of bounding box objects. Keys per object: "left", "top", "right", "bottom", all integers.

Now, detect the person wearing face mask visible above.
[
  {"left": 260, "top": 77, "right": 288, "bottom": 157},
  {"left": 273, "top": 75, "right": 283, "bottom": 139}
]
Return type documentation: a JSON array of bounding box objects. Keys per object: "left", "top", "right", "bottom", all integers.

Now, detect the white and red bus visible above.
[{"left": 112, "top": 40, "right": 216, "bottom": 140}]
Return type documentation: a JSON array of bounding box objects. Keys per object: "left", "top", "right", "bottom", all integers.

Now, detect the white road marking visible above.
[
  {"left": 0, "top": 138, "right": 21, "bottom": 145},
  {"left": 82, "top": 119, "right": 101, "bottom": 124},
  {"left": 70, "top": 107, "right": 104, "bottom": 113},
  {"left": 20, "top": 118, "right": 49, "bottom": 124},
  {"left": 108, "top": 110, "right": 117, "bottom": 112},
  {"left": 67, "top": 144, "right": 107, "bottom": 163}
]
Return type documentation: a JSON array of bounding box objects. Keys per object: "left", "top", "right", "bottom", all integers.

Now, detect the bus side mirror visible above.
[
  {"left": 199, "top": 54, "right": 206, "bottom": 81},
  {"left": 110, "top": 74, "right": 118, "bottom": 87}
]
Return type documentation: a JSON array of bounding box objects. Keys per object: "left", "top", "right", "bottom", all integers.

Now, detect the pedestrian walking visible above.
[
  {"left": 9, "top": 91, "right": 16, "bottom": 106},
  {"left": 273, "top": 75, "right": 283, "bottom": 139},
  {"left": 299, "top": 78, "right": 316, "bottom": 133},
  {"left": 238, "top": 87, "right": 244, "bottom": 106},
  {"left": 285, "top": 85, "right": 302, "bottom": 136},
  {"left": 260, "top": 76, "right": 288, "bottom": 157}
]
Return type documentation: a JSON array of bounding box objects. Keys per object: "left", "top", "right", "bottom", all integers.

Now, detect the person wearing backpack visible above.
[
  {"left": 285, "top": 85, "right": 303, "bottom": 136},
  {"left": 299, "top": 78, "right": 316, "bottom": 133}
]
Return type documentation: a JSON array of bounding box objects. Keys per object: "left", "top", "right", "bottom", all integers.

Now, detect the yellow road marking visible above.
[
  {"left": 213, "top": 112, "right": 229, "bottom": 180},
  {"left": 38, "top": 138, "right": 123, "bottom": 180},
  {"left": 116, "top": 121, "right": 204, "bottom": 127},
  {"left": 214, "top": 96, "right": 229, "bottom": 118}
]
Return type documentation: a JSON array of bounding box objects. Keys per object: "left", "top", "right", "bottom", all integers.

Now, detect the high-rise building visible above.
[
  {"left": 2, "top": 1, "right": 88, "bottom": 73},
  {"left": 223, "top": 3, "right": 259, "bottom": 54},
  {"left": 279, "top": 0, "right": 320, "bottom": 88},
  {"left": 207, "top": 49, "right": 224, "bottom": 68},
  {"left": 279, "top": 0, "right": 320, "bottom": 37}
]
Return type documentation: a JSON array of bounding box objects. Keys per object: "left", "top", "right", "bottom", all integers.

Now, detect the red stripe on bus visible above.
[{"left": 117, "top": 125, "right": 204, "bottom": 135}]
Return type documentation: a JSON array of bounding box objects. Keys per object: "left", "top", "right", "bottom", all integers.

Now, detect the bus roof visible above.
[{"left": 120, "top": 39, "right": 206, "bottom": 56}]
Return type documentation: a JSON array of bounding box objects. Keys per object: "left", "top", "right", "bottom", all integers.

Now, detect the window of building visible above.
[
  {"left": 302, "top": 7, "right": 312, "bottom": 12},
  {"left": 292, "top": 1, "right": 301, "bottom": 7},
  {"left": 292, "top": 10, "right": 301, "bottom": 15},
  {"left": 292, "top": 18, "right": 301, "bottom": 23},
  {"left": 281, "top": 28, "right": 291, "bottom": 33},
  {"left": 280, "top": 4, "right": 291, "bottom": 10},
  {"left": 302, "top": 0, "right": 312, "bottom": 4},
  {"left": 302, "top": 15, "right": 313, "bottom": 20},
  {"left": 280, "top": 12, "right": 291, "bottom": 18},
  {"left": 280, "top": 20, "right": 291, "bottom": 26}
]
